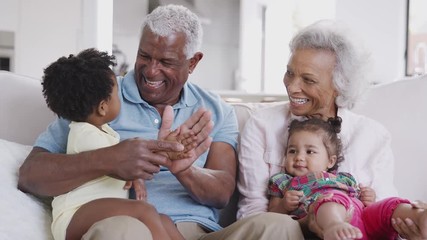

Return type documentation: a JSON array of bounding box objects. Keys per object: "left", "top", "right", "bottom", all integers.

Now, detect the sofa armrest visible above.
[{"left": 353, "top": 74, "right": 427, "bottom": 200}]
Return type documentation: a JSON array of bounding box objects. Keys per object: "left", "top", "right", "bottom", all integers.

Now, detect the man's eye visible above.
[
  {"left": 138, "top": 53, "right": 150, "bottom": 60},
  {"left": 161, "top": 61, "right": 173, "bottom": 67}
]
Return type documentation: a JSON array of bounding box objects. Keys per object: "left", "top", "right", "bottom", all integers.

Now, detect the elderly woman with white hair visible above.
[{"left": 237, "top": 20, "right": 425, "bottom": 239}]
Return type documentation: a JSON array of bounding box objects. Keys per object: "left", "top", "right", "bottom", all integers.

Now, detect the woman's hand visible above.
[{"left": 392, "top": 200, "right": 427, "bottom": 240}]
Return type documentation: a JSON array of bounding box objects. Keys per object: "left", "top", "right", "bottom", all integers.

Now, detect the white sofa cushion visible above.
[{"left": 0, "top": 138, "right": 53, "bottom": 240}]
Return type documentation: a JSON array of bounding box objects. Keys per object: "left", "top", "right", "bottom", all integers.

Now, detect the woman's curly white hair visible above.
[{"left": 289, "top": 20, "right": 372, "bottom": 109}]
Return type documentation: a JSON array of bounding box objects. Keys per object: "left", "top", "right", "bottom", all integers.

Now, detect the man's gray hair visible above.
[
  {"left": 142, "top": 4, "right": 203, "bottom": 59},
  {"left": 289, "top": 20, "right": 371, "bottom": 109}
]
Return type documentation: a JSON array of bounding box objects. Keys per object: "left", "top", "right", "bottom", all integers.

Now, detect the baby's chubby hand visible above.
[
  {"left": 123, "top": 179, "right": 147, "bottom": 200},
  {"left": 359, "top": 183, "right": 376, "bottom": 207}
]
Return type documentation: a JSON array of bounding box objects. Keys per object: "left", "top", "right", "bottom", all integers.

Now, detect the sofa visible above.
[{"left": 1, "top": 69, "right": 426, "bottom": 239}]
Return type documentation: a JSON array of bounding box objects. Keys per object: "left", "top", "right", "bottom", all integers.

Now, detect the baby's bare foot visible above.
[{"left": 323, "top": 222, "right": 363, "bottom": 240}]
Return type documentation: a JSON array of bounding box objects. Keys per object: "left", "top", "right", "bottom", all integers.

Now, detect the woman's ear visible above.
[
  {"left": 327, "top": 155, "right": 337, "bottom": 169},
  {"left": 97, "top": 100, "right": 108, "bottom": 117}
]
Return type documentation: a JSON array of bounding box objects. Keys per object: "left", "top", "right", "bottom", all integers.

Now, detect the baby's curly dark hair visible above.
[
  {"left": 288, "top": 117, "right": 344, "bottom": 172},
  {"left": 42, "top": 48, "right": 116, "bottom": 122}
]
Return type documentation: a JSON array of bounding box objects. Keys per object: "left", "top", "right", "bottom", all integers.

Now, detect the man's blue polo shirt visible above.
[{"left": 34, "top": 70, "right": 239, "bottom": 231}]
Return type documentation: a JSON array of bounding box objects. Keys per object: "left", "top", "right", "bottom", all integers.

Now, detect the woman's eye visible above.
[{"left": 303, "top": 78, "right": 316, "bottom": 84}]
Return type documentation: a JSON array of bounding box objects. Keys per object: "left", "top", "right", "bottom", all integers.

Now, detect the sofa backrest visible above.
[
  {"left": 0, "top": 71, "right": 55, "bottom": 145},
  {"left": 1, "top": 70, "right": 426, "bottom": 223},
  {"left": 352, "top": 74, "right": 427, "bottom": 201}
]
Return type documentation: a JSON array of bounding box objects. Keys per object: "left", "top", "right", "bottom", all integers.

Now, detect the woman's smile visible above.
[{"left": 289, "top": 96, "right": 309, "bottom": 105}]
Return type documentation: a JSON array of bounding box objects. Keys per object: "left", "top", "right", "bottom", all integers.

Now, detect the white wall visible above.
[
  {"left": 0, "top": 0, "right": 241, "bottom": 90},
  {"left": 238, "top": 0, "right": 337, "bottom": 94},
  {"left": 238, "top": 0, "right": 408, "bottom": 95},
  {"left": 0, "top": 0, "right": 113, "bottom": 79},
  {"left": 2, "top": 0, "right": 82, "bottom": 78},
  {"left": 81, "top": 0, "right": 114, "bottom": 54},
  {"left": 335, "top": 0, "right": 407, "bottom": 83},
  {"left": 237, "top": 0, "right": 265, "bottom": 93},
  {"left": 111, "top": 0, "right": 240, "bottom": 92},
  {"left": 0, "top": 0, "right": 409, "bottom": 88},
  {"left": 0, "top": 0, "right": 19, "bottom": 31},
  {"left": 113, "top": 0, "right": 148, "bottom": 72},
  {"left": 189, "top": 0, "right": 240, "bottom": 91}
]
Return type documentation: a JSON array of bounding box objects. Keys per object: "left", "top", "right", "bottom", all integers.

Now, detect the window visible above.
[
  {"left": 0, "top": 57, "right": 10, "bottom": 71},
  {"left": 406, "top": 0, "right": 427, "bottom": 76},
  {"left": 238, "top": 0, "right": 336, "bottom": 94},
  {"left": 0, "top": 31, "right": 14, "bottom": 72}
]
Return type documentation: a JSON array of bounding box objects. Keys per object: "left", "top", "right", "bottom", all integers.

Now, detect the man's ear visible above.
[
  {"left": 188, "top": 52, "right": 203, "bottom": 74},
  {"left": 97, "top": 100, "right": 108, "bottom": 117},
  {"left": 327, "top": 155, "right": 337, "bottom": 169}
]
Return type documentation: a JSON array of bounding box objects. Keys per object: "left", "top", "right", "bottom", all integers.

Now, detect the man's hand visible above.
[
  {"left": 107, "top": 137, "right": 185, "bottom": 181},
  {"left": 111, "top": 106, "right": 213, "bottom": 193},
  {"left": 18, "top": 134, "right": 186, "bottom": 197},
  {"left": 159, "top": 127, "right": 197, "bottom": 160},
  {"left": 158, "top": 106, "right": 213, "bottom": 174}
]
